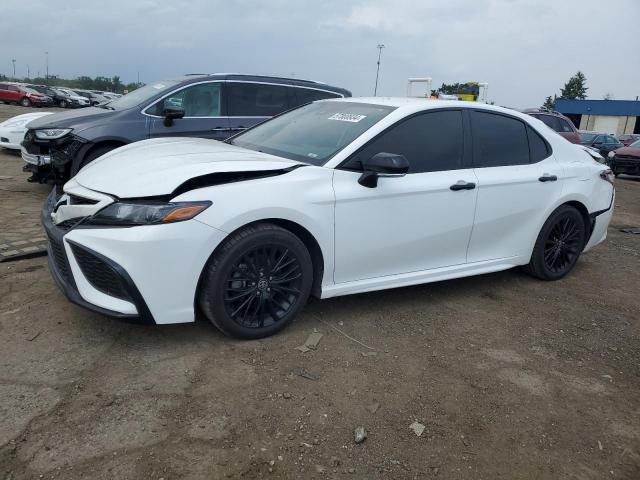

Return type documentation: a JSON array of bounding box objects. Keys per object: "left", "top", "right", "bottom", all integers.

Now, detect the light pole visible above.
[
  {"left": 11, "top": 58, "right": 16, "bottom": 78},
  {"left": 45, "top": 51, "right": 49, "bottom": 82},
  {"left": 373, "top": 44, "right": 385, "bottom": 96}
]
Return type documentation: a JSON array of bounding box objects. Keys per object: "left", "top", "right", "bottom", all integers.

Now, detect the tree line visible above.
[
  {"left": 542, "top": 71, "right": 588, "bottom": 110},
  {"left": 0, "top": 74, "right": 142, "bottom": 94}
]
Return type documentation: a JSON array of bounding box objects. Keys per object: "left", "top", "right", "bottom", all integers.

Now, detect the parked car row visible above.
[{"left": 0, "top": 81, "right": 122, "bottom": 109}]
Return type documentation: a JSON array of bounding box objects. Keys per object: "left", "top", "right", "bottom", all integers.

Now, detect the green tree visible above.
[
  {"left": 559, "top": 71, "right": 588, "bottom": 100},
  {"left": 542, "top": 95, "right": 556, "bottom": 110}
]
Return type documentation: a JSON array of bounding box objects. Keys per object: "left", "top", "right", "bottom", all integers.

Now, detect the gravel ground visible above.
[{"left": 1, "top": 104, "right": 639, "bottom": 479}]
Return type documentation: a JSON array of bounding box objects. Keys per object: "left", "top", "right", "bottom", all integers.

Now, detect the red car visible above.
[
  {"left": 0, "top": 82, "right": 52, "bottom": 107},
  {"left": 525, "top": 109, "right": 581, "bottom": 144},
  {"left": 608, "top": 139, "right": 640, "bottom": 177},
  {"left": 617, "top": 134, "right": 640, "bottom": 147}
]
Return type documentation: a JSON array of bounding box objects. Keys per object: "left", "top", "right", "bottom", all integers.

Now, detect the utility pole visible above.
[
  {"left": 45, "top": 51, "right": 49, "bottom": 83},
  {"left": 27, "top": 64, "right": 30, "bottom": 79},
  {"left": 11, "top": 58, "right": 16, "bottom": 78},
  {"left": 373, "top": 44, "right": 385, "bottom": 96}
]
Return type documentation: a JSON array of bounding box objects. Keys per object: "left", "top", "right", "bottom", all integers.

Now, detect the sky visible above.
[{"left": 1, "top": 0, "right": 638, "bottom": 109}]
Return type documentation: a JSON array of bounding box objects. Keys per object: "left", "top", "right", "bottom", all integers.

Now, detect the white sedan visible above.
[
  {"left": 0, "top": 112, "right": 54, "bottom": 150},
  {"left": 43, "top": 98, "right": 614, "bottom": 338}
]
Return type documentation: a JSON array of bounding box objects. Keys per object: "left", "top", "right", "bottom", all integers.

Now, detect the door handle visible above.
[
  {"left": 538, "top": 174, "right": 558, "bottom": 182},
  {"left": 450, "top": 181, "right": 476, "bottom": 191}
]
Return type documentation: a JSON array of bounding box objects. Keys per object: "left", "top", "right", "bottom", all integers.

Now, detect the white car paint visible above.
[
  {"left": 0, "top": 112, "right": 54, "bottom": 149},
  {"left": 49, "top": 98, "right": 614, "bottom": 325}
]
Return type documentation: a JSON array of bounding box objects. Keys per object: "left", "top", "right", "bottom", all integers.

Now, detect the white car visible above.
[
  {"left": 43, "top": 98, "right": 615, "bottom": 338},
  {"left": 0, "top": 112, "right": 54, "bottom": 150}
]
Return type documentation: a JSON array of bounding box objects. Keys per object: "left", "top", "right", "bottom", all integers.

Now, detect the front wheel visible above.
[
  {"left": 59, "top": 99, "right": 68, "bottom": 108},
  {"left": 20, "top": 97, "right": 31, "bottom": 107},
  {"left": 524, "top": 205, "right": 586, "bottom": 281},
  {"left": 198, "top": 223, "right": 313, "bottom": 339}
]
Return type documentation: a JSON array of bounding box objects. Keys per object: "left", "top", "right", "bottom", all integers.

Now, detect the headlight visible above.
[
  {"left": 86, "top": 201, "right": 211, "bottom": 226},
  {"left": 35, "top": 128, "right": 72, "bottom": 140},
  {"left": 608, "top": 151, "right": 615, "bottom": 158}
]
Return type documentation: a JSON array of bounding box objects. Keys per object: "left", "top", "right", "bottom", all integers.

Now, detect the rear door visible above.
[
  {"left": 147, "top": 81, "right": 230, "bottom": 141},
  {"left": 226, "top": 82, "right": 292, "bottom": 135},
  {"left": 467, "top": 110, "right": 564, "bottom": 263},
  {"left": 5, "top": 85, "right": 21, "bottom": 102}
]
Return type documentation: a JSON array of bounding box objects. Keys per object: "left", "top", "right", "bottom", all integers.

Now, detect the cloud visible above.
[{"left": 0, "top": 0, "right": 637, "bottom": 108}]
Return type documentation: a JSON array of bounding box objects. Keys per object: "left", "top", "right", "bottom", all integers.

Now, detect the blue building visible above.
[{"left": 555, "top": 99, "right": 640, "bottom": 136}]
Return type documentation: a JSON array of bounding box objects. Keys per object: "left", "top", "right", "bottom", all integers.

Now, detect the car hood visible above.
[
  {"left": 0, "top": 111, "right": 54, "bottom": 127},
  {"left": 26, "top": 106, "right": 116, "bottom": 130},
  {"left": 612, "top": 146, "right": 640, "bottom": 157},
  {"left": 73, "top": 137, "right": 303, "bottom": 198}
]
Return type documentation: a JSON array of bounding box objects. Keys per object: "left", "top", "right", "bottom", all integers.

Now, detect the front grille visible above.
[
  {"left": 615, "top": 155, "right": 639, "bottom": 161},
  {"left": 70, "top": 244, "right": 131, "bottom": 301},
  {"left": 48, "top": 234, "right": 71, "bottom": 284}
]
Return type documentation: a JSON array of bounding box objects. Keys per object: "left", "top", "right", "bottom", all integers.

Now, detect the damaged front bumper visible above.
[
  {"left": 22, "top": 131, "right": 88, "bottom": 184},
  {"left": 42, "top": 188, "right": 155, "bottom": 324}
]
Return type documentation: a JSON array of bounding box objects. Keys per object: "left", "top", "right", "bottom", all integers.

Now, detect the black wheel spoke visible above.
[
  {"left": 222, "top": 243, "right": 303, "bottom": 329},
  {"left": 542, "top": 212, "right": 583, "bottom": 274}
]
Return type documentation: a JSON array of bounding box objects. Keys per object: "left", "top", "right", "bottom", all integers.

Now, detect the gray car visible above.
[{"left": 22, "top": 74, "right": 351, "bottom": 184}]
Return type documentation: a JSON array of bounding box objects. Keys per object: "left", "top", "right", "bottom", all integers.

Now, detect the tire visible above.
[
  {"left": 523, "top": 205, "right": 586, "bottom": 281},
  {"left": 20, "top": 97, "right": 31, "bottom": 107},
  {"left": 198, "top": 222, "right": 313, "bottom": 339},
  {"left": 59, "top": 100, "right": 68, "bottom": 108}
]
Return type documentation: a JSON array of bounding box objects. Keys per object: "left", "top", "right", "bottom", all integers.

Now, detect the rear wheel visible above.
[
  {"left": 524, "top": 205, "right": 586, "bottom": 281},
  {"left": 198, "top": 223, "right": 313, "bottom": 339},
  {"left": 20, "top": 97, "right": 31, "bottom": 107}
]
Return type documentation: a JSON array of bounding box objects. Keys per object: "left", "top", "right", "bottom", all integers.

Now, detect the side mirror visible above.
[
  {"left": 163, "top": 106, "right": 185, "bottom": 127},
  {"left": 358, "top": 152, "right": 409, "bottom": 188}
]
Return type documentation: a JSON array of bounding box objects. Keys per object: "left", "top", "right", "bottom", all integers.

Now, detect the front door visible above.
[
  {"left": 333, "top": 109, "right": 478, "bottom": 284},
  {"left": 148, "top": 81, "right": 230, "bottom": 141}
]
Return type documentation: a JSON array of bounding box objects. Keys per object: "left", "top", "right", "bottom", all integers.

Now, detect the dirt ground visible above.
[{"left": 0, "top": 103, "right": 639, "bottom": 479}]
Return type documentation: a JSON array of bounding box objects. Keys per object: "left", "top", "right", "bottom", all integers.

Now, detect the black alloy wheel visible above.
[
  {"left": 223, "top": 245, "right": 303, "bottom": 329},
  {"left": 543, "top": 215, "right": 583, "bottom": 274},
  {"left": 199, "top": 222, "right": 313, "bottom": 339},
  {"left": 524, "top": 205, "right": 586, "bottom": 280}
]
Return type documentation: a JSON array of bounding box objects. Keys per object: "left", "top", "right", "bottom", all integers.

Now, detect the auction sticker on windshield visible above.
[{"left": 328, "top": 113, "right": 367, "bottom": 123}]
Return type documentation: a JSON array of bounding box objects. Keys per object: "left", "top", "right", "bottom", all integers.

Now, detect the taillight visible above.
[{"left": 600, "top": 168, "right": 615, "bottom": 185}]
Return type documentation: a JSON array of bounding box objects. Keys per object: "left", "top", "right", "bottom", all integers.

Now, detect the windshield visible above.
[
  {"left": 230, "top": 101, "right": 396, "bottom": 165},
  {"left": 580, "top": 133, "right": 597, "bottom": 143},
  {"left": 22, "top": 87, "right": 39, "bottom": 94},
  {"left": 105, "top": 80, "right": 181, "bottom": 110},
  {"left": 630, "top": 139, "right": 640, "bottom": 148}
]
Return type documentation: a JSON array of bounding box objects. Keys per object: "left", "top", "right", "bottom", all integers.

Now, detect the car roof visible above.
[
  {"left": 174, "top": 73, "right": 351, "bottom": 96},
  {"left": 325, "top": 97, "right": 527, "bottom": 118}
]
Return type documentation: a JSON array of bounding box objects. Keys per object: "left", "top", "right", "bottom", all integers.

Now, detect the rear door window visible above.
[
  {"left": 291, "top": 87, "right": 341, "bottom": 107},
  {"left": 227, "top": 82, "right": 290, "bottom": 117},
  {"left": 472, "top": 111, "right": 530, "bottom": 167},
  {"left": 532, "top": 114, "right": 562, "bottom": 132}
]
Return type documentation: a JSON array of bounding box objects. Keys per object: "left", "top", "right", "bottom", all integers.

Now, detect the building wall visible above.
[{"left": 578, "top": 115, "right": 637, "bottom": 135}]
